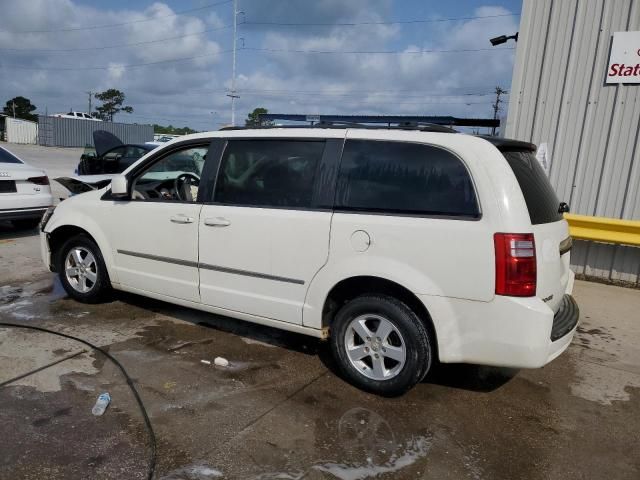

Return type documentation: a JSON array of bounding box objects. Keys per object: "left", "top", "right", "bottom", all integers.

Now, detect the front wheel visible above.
[
  {"left": 330, "top": 295, "right": 433, "bottom": 396},
  {"left": 56, "top": 235, "right": 111, "bottom": 303}
]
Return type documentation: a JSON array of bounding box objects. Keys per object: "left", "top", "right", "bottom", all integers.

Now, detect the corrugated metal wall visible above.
[
  {"left": 6, "top": 117, "right": 38, "bottom": 144},
  {"left": 38, "top": 116, "right": 153, "bottom": 147},
  {"left": 506, "top": 0, "right": 640, "bottom": 287}
]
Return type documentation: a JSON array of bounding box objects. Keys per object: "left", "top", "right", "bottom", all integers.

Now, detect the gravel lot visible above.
[{"left": 1, "top": 143, "right": 639, "bottom": 479}]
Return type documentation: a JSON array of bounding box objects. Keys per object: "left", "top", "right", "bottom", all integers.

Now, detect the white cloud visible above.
[
  {"left": 108, "top": 63, "right": 125, "bottom": 80},
  {"left": 206, "top": 12, "right": 226, "bottom": 29},
  {"left": 234, "top": 5, "right": 518, "bottom": 119}
]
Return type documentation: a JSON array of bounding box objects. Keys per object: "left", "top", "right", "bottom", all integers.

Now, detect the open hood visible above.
[
  {"left": 93, "top": 130, "right": 123, "bottom": 157},
  {"left": 55, "top": 175, "right": 114, "bottom": 195}
]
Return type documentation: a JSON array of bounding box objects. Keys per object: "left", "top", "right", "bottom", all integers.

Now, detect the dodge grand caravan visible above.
[{"left": 40, "top": 125, "right": 579, "bottom": 395}]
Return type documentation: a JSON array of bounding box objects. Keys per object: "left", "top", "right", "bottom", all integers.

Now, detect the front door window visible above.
[{"left": 131, "top": 146, "right": 208, "bottom": 202}]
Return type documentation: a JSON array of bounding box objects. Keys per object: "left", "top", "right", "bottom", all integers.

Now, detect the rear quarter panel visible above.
[{"left": 303, "top": 132, "right": 527, "bottom": 330}]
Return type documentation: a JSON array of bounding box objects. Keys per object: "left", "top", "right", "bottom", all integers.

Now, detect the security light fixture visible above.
[{"left": 490, "top": 32, "right": 519, "bottom": 46}]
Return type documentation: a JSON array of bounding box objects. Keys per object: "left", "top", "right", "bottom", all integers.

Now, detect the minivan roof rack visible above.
[
  {"left": 218, "top": 122, "right": 536, "bottom": 150},
  {"left": 219, "top": 121, "right": 457, "bottom": 133}
]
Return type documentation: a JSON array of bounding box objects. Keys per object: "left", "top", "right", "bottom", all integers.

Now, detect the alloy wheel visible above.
[
  {"left": 344, "top": 314, "right": 407, "bottom": 381},
  {"left": 64, "top": 247, "right": 98, "bottom": 293}
]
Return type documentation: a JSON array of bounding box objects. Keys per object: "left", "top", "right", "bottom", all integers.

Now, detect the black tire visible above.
[
  {"left": 330, "top": 294, "right": 433, "bottom": 396},
  {"left": 77, "top": 158, "right": 89, "bottom": 175},
  {"left": 11, "top": 217, "right": 42, "bottom": 230},
  {"left": 56, "top": 234, "right": 112, "bottom": 303}
]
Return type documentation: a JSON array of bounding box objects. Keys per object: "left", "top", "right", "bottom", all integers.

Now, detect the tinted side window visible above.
[
  {"left": 502, "top": 151, "right": 563, "bottom": 225},
  {"left": 336, "top": 140, "right": 479, "bottom": 218},
  {"left": 214, "top": 140, "right": 325, "bottom": 208},
  {"left": 0, "top": 148, "right": 23, "bottom": 164}
]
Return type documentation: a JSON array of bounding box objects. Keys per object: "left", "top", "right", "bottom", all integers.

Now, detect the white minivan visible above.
[{"left": 40, "top": 125, "right": 578, "bottom": 395}]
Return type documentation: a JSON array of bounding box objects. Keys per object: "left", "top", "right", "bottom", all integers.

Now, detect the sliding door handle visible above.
[
  {"left": 170, "top": 214, "right": 195, "bottom": 224},
  {"left": 204, "top": 217, "right": 231, "bottom": 227}
]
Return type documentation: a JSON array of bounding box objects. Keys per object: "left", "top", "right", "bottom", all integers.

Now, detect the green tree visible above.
[
  {"left": 153, "top": 124, "right": 198, "bottom": 135},
  {"left": 245, "top": 107, "right": 273, "bottom": 127},
  {"left": 3, "top": 96, "right": 38, "bottom": 122},
  {"left": 94, "top": 89, "right": 133, "bottom": 122}
]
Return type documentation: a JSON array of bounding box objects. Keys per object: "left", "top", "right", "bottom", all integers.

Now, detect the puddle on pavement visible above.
[
  {"left": 569, "top": 356, "right": 640, "bottom": 405},
  {"left": 241, "top": 407, "right": 436, "bottom": 480},
  {"left": 569, "top": 323, "right": 640, "bottom": 405},
  {"left": 0, "top": 277, "right": 67, "bottom": 322},
  {"left": 0, "top": 277, "right": 164, "bottom": 392},
  {"left": 159, "top": 463, "right": 224, "bottom": 479}
]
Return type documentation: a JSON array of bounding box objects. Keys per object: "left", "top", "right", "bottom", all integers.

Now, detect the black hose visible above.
[{"left": 0, "top": 322, "right": 157, "bottom": 480}]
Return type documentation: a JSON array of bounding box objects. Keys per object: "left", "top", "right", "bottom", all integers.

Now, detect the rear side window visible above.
[
  {"left": 335, "top": 140, "right": 479, "bottom": 218},
  {"left": 214, "top": 140, "right": 325, "bottom": 209},
  {"left": 502, "top": 150, "right": 562, "bottom": 224},
  {"left": 0, "top": 148, "right": 23, "bottom": 164}
]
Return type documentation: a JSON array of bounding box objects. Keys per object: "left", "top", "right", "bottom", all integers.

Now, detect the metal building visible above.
[
  {"left": 506, "top": 0, "right": 640, "bottom": 286},
  {"left": 38, "top": 116, "right": 153, "bottom": 148},
  {"left": 3, "top": 117, "right": 38, "bottom": 144}
]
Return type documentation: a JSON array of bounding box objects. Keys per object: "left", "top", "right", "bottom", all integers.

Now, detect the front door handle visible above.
[
  {"left": 170, "top": 214, "right": 195, "bottom": 224},
  {"left": 204, "top": 217, "right": 231, "bottom": 227}
]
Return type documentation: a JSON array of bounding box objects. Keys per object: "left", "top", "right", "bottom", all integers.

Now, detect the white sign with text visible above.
[{"left": 607, "top": 31, "right": 640, "bottom": 84}]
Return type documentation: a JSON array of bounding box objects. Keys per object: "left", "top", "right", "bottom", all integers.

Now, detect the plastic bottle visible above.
[{"left": 92, "top": 392, "right": 111, "bottom": 416}]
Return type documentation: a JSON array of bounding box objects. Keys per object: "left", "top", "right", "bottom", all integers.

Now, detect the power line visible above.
[
  {"left": 244, "top": 13, "right": 520, "bottom": 27},
  {"left": 0, "top": 0, "right": 232, "bottom": 34},
  {"left": 226, "top": 90, "right": 500, "bottom": 99},
  {"left": 221, "top": 85, "right": 509, "bottom": 94},
  {"left": 243, "top": 46, "right": 515, "bottom": 55},
  {"left": 189, "top": 87, "right": 503, "bottom": 96},
  {"left": 234, "top": 95, "right": 503, "bottom": 107},
  {"left": 0, "top": 25, "right": 233, "bottom": 53},
  {"left": 0, "top": 43, "right": 513, "bottom": 71},
  {"left": 240, "top": 97, "right": 496, "bottom": 105}
]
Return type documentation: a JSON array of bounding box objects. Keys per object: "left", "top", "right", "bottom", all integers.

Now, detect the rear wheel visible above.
[
  {"left": 11, "top": 217, "right": 42, "bottom": 230},
  {"left": 330, "top": 294, "right": 433, "bottom": 396},
  {"left": 56, "top": 235, "right": 111, "bottom": 303}
]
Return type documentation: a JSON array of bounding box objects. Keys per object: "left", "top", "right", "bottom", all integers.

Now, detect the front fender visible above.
[{"left": 45, "top": 208, "right": 119, "bottom": 285}]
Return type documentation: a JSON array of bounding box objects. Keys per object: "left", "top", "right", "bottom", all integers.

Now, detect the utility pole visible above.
[
  {"left": 86, "top": 91, "right": 93, "bottom": 115},
  {"left": 12, "top": 101, "right": 16, "bottom": 118},
  {"left": 227, "top": 0, "right": 240, "bottom": 126},
  {"left": 491, "top": 86, "right": 508, "bottom": 136}
]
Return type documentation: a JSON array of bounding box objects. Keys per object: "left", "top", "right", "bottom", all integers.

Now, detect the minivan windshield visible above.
[{"left": 502, "top": 150, "right": 563, "bottom": 225}]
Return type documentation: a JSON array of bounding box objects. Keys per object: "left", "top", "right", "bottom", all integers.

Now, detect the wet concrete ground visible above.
[{"left": 1, "top": 222, "right": 639, "bottom": 479}]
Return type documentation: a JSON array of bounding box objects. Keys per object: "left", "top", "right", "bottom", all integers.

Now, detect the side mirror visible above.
[{"left": 111, "top": 175, "right": 129, "bottom": 198}]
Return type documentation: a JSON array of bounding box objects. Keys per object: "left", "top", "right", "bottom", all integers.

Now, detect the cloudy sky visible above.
[{"left": 0, "top": 0, "right": 521, "bottom": 130}]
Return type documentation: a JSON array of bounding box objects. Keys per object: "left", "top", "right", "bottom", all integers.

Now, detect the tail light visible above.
[
  {"left": 27, "top": 176, "right": 50, "bottom": 185},
  {"left": 494, "top": 233, "right": 536, "bottom": 297}
]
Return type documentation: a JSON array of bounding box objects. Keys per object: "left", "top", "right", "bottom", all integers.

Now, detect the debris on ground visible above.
[
  {"left": 214, "top": 357, "right": 229, "bottom": 367},
  {"left": 91, "top": 392, "right": 111, "bottom": 416}
]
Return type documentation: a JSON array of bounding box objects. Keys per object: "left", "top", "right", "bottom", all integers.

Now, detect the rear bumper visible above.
[
  {"left": 420, "top": 289, "right": 580, "bottom": 369},
  {"left": 0, "top": 206, "right": 49, "bottom": 221},
  {"left": 551, "top": 295, "right": 579, "bottom": 341}
]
